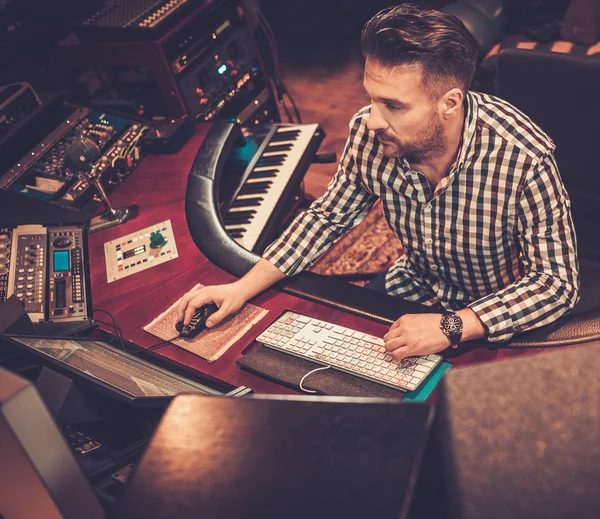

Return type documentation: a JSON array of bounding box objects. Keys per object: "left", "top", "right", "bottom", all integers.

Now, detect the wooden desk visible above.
[{"left": 87, "top": 126, "right": 588, "bottom": 395}]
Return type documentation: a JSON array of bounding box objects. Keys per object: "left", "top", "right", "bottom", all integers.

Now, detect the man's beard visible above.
[{"left": 377, "top": 112, "right": 447, "bottom": 163}]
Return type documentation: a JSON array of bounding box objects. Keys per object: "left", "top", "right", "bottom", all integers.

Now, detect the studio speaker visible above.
[{"left": 437, "top": 345, "right": 600, "bottom": 519}]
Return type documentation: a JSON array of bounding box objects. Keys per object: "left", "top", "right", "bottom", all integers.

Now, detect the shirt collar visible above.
[
  {"left": 398, "top": 91, "right": 478, "bottom": 173},
  {"left": 456, "top": 91, "right": 478, "bottom": 170}
]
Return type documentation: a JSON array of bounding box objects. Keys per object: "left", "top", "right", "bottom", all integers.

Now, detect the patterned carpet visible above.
[{"left": 308, "top": 200, "right": 404, "bottom": 286}]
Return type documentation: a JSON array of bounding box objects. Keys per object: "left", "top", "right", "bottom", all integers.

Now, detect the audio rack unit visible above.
[
  {"left": 0, "top": 223, "right": 92, "bottom": 324},
  {"left": 0, "top": 99, "right": 147, "bottom": 212},
  {"left": 46, "top": 0, "right": 281, "bottom": 123},
  {"left": 0, "top": 82, "right": 42, "bottom": 141},
  {"left": 75, "top": 0, "right": 214, "bottom": 41}
]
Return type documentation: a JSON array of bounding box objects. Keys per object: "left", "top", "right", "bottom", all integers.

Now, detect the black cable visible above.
[
  {"left": 280, "top": 96, "right": 294, "bottom": 123},
  {"left": 282, "top": 85, "right": 302, "bottom": 124},
  {"left": 256, "top": 11, "right": 302, "bottom": 124},
  {"left": 93, "top": 309, "right": 181, "bottom": 355},
  {"left": 93, "top": 319, "right": 125, "bottom": 343},
  {"left": 92, "top": 309, "right": 127, "bottom": 352},
  {"left": 146, "top": 334, "right": 182, "bottom": 353}
]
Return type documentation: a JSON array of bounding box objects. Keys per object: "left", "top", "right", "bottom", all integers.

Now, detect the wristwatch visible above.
[{"left": 440, "top": 312, "right": 463, "bottom": 348}]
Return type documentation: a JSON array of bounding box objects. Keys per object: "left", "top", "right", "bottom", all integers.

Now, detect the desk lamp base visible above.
[{"left": 89, "top": 205, "right": 139, "bottom": 234}]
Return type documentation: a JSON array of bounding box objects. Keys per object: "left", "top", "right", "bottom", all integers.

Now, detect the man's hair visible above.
[{"left": 361, "top": 4, "right": 478, "bottom": 96}]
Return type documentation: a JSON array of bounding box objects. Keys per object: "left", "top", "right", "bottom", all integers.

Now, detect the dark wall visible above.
[
  {"left": 0, "top": 0, "right": 101, "bottom": 84},
  {"left": 259, "top": 0, "right": 450, "bottom": 67}
]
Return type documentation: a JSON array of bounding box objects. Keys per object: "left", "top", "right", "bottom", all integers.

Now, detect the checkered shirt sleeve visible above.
[
  {"left": 262, "top": 113, "right": 377, "bottom": 275},
  {"left": 468, "top": 152, "right": 580, "bottom": 341}
]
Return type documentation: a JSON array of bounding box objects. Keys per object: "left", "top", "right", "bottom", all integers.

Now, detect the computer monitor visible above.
[
  {"left": 2, "top": 335, "right": 223, "bottom": 406},
  {"left": 0, "top": 367, "right": 104, "bottom": 519}
]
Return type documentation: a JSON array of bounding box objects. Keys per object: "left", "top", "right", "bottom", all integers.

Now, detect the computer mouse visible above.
[{"left": 176, "top": 302, "right": 219, "bottom": 339}]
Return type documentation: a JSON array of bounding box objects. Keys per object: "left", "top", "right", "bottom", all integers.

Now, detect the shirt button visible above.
[
  {"left": 426, "top": 238, "right": 433, "bottom": 245},
  {"left": 431, "top": 265, "right": 438, "bottom": 271}
]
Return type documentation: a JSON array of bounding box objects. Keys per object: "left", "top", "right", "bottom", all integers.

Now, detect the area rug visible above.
[{"left": 308, "top": 200, "right": 404, "bottom": 286}]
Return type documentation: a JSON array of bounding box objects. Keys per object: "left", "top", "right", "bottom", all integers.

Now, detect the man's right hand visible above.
[
  {"left": 176, "top": 282, "right": 248, "bottom": 328},
  {"left": 176, "top": 258, "right": 287, "bottom": 329}
]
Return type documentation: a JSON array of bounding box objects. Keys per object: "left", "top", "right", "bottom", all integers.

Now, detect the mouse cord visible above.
[
  {"left": 299, "top": 366, "right": 331, "bottom": 394},
  {"left": 145, "top": 334, "right": 182, "bottom": 353},
  {"left": 92, "top": 308, "right": 181, "bottom": 355}
]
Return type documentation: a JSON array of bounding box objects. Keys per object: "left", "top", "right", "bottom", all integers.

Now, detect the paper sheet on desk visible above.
[{"left": 144, "top": 284, "right": 268, "bottom": 363}]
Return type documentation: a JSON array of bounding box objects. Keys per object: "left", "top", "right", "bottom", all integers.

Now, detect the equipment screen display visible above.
[
  {"left": 123, "top": 245, "right": 146, "bottom": 260},
  {"left": 53, "top": 250, "right": 70, "bottom": 271}
]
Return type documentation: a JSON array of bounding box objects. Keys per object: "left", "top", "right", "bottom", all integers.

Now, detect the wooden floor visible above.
[{"left": 281, "top": 58, "right": 366, "bottom": 200}]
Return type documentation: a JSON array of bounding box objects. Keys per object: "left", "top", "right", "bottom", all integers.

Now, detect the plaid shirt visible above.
[{"left": 263, "top": 92, "right": 580, "bottom": 342}]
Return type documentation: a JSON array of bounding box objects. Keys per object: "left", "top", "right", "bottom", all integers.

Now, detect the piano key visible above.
[
  {"left": 231, "top": 197, "right": 264, "bottom": 208},
  {"left": 239, "top": 186, "right": 269, "bottom": 196},
  {"left": 239, "top": 180, "right": 272, "bottom": 192},
  {"left": 256, "top": 155, "right": 286, "bottom": 167},
  {"left": 224, "top": 209, "right": 256, "bottom": 219},
  {"left": 238, "top": 183, "right": 271, "bottom": 194},
  {"left": 246, "top": 169, "right": 278, "bottom": 182},
  {"left": 248, "top": 169, "right": 278, "bottom": 179},
  {"left": 224, "top": 215, "right": 252, "bottom": 225},
  {"left": 265, "top": 143, "right": 293, "bottom": 153},
  {"left": 270, "top": 130, "right": 301, "bottom": 142},
  {"left": 224, "top": 226, "right": 247, "bottom": 236},
  {"left": 226, "top": 207, "right": 258, "bottom": 215},
  {"left": 223, "top": 213, "right": 252, "bottom": 227}
]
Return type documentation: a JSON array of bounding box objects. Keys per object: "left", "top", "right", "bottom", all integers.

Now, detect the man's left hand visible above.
[{"left": 383, "top": 313, "right": 450, "bottom": 360}]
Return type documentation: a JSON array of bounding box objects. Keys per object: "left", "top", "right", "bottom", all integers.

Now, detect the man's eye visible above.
[{"left": 385, "top": 103, "right": 401, "bottom": 111}]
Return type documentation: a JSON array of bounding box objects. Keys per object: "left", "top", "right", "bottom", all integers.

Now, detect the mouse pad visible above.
[{"left": 144, "top": 284, "right": 268, "bottom": 362}]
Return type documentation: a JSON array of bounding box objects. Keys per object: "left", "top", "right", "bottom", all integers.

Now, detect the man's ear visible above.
[{"left": 440, "top": 88, "right": 464, "bottom": 119}]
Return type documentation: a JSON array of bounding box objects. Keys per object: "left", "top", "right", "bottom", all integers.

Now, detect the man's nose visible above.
[{"left": 366, "top": 104, "right": 388, "bottom": 132}]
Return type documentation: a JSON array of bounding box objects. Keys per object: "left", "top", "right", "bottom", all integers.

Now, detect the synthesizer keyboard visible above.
[{"left": 222, "top": 124, "right": 319, "bottom": 252}]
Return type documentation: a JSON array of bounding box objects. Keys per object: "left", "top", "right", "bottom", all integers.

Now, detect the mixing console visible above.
[
  {"left": 0, "top": 105, "right": 147, "bottom": 211},
  {"left": 9, "top": 226, "right": 46, "bottom": 322},
  {"left": 1, "top": 224, "right": 91, "bottom": 324}
]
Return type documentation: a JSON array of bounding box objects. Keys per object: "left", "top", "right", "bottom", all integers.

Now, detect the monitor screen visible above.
[{"left": 8, "top": 336, "right": 222, "bottom": 403}]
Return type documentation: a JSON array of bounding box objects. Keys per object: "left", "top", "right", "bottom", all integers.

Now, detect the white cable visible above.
[{"left": 299, "top": 365, "right": 331, "bottom": 394}]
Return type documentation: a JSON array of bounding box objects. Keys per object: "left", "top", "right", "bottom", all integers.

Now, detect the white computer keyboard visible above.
[{"left": 256, "top": 311, "right": 442, "bottom": 391}]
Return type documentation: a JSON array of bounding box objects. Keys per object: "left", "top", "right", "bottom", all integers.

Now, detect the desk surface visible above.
[{"left": 87, "top": 125, "right": 586, "bottom": 395}]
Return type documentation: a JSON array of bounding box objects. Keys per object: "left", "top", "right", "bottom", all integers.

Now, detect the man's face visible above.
[{"left": 363, "top": 59, "right": 447, "bottom": 162}]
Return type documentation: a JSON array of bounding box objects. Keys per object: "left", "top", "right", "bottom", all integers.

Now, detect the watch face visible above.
[{"left": 443, "top": 313, "right": 463, "bottom": 333}]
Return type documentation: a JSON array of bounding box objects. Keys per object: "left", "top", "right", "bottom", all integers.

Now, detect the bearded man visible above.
[{"left": 178, "top": 3, "right": 579, "bottom": 359}]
